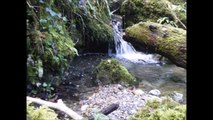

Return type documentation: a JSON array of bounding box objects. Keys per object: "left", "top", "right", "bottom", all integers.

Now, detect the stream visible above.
[
  {"left": 57, "top": 53, "right": 186, "bottom": 119},
  {"left": 57, "top": 20, "right": 186, "bottom": 119}
]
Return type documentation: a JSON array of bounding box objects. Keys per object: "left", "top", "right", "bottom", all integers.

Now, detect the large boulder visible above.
[
  {"left": 94, "top": 59, "right": 136, "bottom": 85},
  {"left": 124, "top": 21, "right": 186, "bottom": 68}
]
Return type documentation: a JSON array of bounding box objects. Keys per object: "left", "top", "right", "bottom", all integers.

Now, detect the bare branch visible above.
[{"left": 27, "top": 96, "right": 83, "bottom": 120}]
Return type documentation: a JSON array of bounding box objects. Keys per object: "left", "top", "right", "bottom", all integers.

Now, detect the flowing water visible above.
[
  {"left": 111, "top": 20, "right": 186, "bottom": 101},
  {"left": 63, "top": 54, "right": 186, "bottom": 102},
  {"left": 112, "top": 20, "right": 159, "bottom": 64},
  {"left": 60, "top": 20, "right": 186, "bottom": 115}
]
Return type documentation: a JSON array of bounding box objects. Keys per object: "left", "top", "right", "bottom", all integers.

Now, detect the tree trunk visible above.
[{"left": 124, "top": 21, "right": 186, "bottom": 68}]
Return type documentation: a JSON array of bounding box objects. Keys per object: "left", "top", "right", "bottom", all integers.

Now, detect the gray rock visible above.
[
  {"left": 149, "top": 89, "right": 161, "bottom": 96},
  {"left": 81, "top": 104, "right": 89, "bottom": 112},
  {"left": 133, "top": 89, "right": 145, "bottom": 95},
  {"left": 172, "top": 91, "right": 183, "bottom": 103}
]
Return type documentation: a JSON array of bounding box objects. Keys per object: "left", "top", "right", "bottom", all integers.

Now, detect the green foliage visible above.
[
  {"left": 120, "top": 0, "right": 186, "bottom": 29},
  {"left": 131, "top": 98, "right": 186, "bottom": 120},
  {"left": 27, "top": 0, "right": 78, "bottom": 95},
  {"left": 157, "top": 17, "right": 178, "bottom": 27},
  {"left": 86, "top": 18, "right": 113, "bottom": 43},
  {"left": 81, "top": 0, "right": 114, "bottom": 52},
  {"left": 27, "top": 0, "right": 114, "bottom": 96},
  {"left": 93, "top": 112, "right": 109, "bottom": 120},
  {"left": 121, "top": 0, "right": 173, "bottom": 27},
  {"left": 94, "top": 59, "right": 136, "bottom": 85},
  {"left": 27, "top": 101, "right": 59, "bottom": 120},
  {"left": 92, "top": 108, "right": 109, "bottom": 120}
]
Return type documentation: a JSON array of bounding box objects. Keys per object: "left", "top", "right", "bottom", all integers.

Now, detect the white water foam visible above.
[{"left": 112, "top": 21, "right": 158, "bottom": 64}]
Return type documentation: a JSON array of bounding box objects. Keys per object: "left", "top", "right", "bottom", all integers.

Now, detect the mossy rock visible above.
[
  {"left": 69, "top": 0, "right": 114, "bottom": 53},
  {"left": 27, "top": 0, "right": 114, "bottom": 95},
  {"left": 27, "top": 0, "right": 78, "bottom": 95},
  {"left": 120, "top": 0, "right": 186, "bottom": 29},
  {"left": 83, "top": 18, "right": 114, "bottom": 53},
  {"left": 94, "top": 58, "right": 136, "bottom": 85},
  {"left": 125, "top": 21, "right": 186, "bottom": 68},
  {"left": 131, "top": 98, "right": 186, "bottom": 120}
]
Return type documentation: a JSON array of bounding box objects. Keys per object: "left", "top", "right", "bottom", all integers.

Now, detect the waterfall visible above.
[{"left": 112, "top": 20, "right": 159, "bottom": 64}]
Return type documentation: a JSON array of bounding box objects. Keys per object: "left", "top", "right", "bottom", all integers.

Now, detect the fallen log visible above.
[
  {"left": 27, "top": 96, "right": 83, "bottom": 120},
  {"left": 124, "top": 21, "right": 186, "bottom": 68}
]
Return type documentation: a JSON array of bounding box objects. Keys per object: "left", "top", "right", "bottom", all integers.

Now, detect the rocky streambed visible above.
[
  {"left": 60, "top": 84, "right": 184, "bottom": 120},
  {"left": 56, "top": 54, "right": 186, "bottom": 119}
]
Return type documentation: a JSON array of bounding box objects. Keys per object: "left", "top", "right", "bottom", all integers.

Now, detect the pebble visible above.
[
  {"left": 172, "top": 91, "right": 183, "bottom": 103},
  {"left": 149, "top": 89, "right": 161, "bottom": 96},
  {"left": 81, "top": 104, "right": 89, "bottom": 112},
  {"left": 80, "top": 84, "right": 164, "bottom": 119},
  {"left": 133, "top": 89, "right": 145, "bottom": 95}
]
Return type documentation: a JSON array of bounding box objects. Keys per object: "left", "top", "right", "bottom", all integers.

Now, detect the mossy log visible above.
[{"left": 124, "top": 22, "right": 186, "bottom": 68}]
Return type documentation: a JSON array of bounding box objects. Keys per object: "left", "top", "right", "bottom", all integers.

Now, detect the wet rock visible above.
[
  {"left": 133, "top": 89, "right": 145, "bottom": 95},
  {"left": 142, "top": 95, "right": 161, "bottom": 102},
  {"left": 149, "top": 89, "right": 161, "bottom": 96},
  {"left": 117, "top": 84, "right": 123, "bottom": 90},
  {"left": 172, "top": 91, "right": 183, "bottom": 103},
  {"left": 94, "top": 59, "right": 136, "bottom": 85},
  {"left": 81, "top": 104, "right": 89, "bottom": 112}
]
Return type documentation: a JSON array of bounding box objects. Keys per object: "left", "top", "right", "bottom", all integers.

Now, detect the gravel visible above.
[{"left": 79, "top": 84, "right": 164, "bottom": 120}]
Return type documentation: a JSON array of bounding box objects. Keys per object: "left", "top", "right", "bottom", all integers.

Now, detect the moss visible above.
[
  {"left": 125, "top": 21, "right": 186, "bottom": 67},
  {"left": 126, "top": 21, "right": 186, "bottom": 56},
  {"left": 131, "top": 98, "right": 186, "bottom": 120},
  {"left": 27, "top": 0, "right": 78, "bottom": 94},
  {"left": 27, "top": 101, "right": 59, "bottom": 120},
  {"left": 121, "top": 0, "right": 172, "bottom": 27},
  {"left": 125, "top": 22, "right": 151, "bottom": 44},
  {"left": 61, "top": 0, "right": 114, "bottom": 52},
  {"left": 94, "top": 59, "right": 136, "bottom": 85},
  {"left": 120, "top": 0, "right": 186, "bottom": 29},
  {"left": 86, "top": 18, "right": 113, "bottom": 43}
]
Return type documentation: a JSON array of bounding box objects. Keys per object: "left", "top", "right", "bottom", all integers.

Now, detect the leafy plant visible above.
[
  {"left": 27, "top": 0, "right": 78, "bottom": 96},
  {"left": 157, "top": 17, "right": 178, "bottom": 27},
  {"left": 131, "top": 98, "right": 186, "bottom": 120},
  {"left": 27, "top": 101, "right": 59, "bottom": 120},
  {"left": 92, "top": 108, "right": 109, "bottom": 120}
]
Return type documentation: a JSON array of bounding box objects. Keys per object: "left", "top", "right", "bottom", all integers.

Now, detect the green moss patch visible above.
[
  {"left": 126, "top": 21, "right": 186, "bottom": 56},
  {"left": 131, "top": 98, "right": 186, "bottom": 120},
  {"left": 120, "top": 0, "right": 186, "bottom": 29},
  {"left": 27, "top": 101, "right": 59, "bottom": 120},
  {"left": 94, "top": 59, "right": 136, "bottom": 85}
]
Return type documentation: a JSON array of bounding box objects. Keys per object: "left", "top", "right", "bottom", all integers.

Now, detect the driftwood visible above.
[
  {"left": 89, "top": 103, "right": 119, "bottom": 120},
  {"left": 27, "top": 96, "right": 119, "bottom": 120},
  {"left": 27, "top": 96, "right": 83, "bottom": 120}
]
